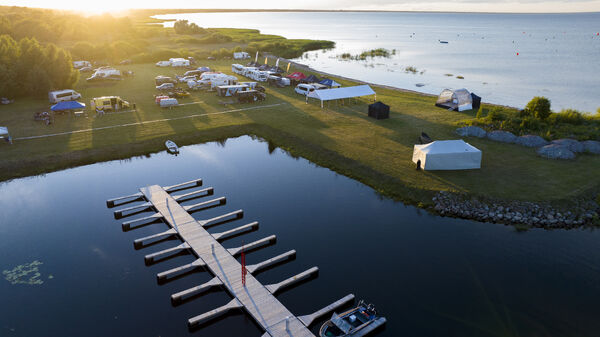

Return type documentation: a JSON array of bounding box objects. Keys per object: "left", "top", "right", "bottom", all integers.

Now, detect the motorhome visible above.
[
  {"left": 199, "top": 72, "right": 224, "bottom": 81},
  {"left": 237, "top": 82, "right": 258, "bottom": 89},
  {"left": 216, "top": 84, "right": 250, "bottom": 97},
  {"left": 245, "top": 69, "right": 268, "bottom": 82},
  {"left": 48, "top": 89, "right": 82, "bottom": 103},
  {"left": 233, "top": 52, "right": 250, "bottom": 60},
  {"left": 242, "top": 67, "right": 258, "bottom": 77},
  {"left": 169, "top": 58, "right": 190, "bottom": 67},
  {"left": 73, "top": 61, "right": 91, "bottom": 69},
  {"left": 90, "top": 96, "right": 130, "bottom": 111},
  {"left": 209, "top": 75, "right": 238, "bottom": 89},
  {"left": 231, "top": 64, "right": 245, "bottom": 75}
]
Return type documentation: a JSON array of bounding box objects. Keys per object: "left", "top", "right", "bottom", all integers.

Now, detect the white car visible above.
[
  {"left": 295, "top": 83, "right": 316, "bottom": 96},
  {"left": 155, "top": 61, "right": 171, "bottom": 67},
  {"left": 178, "top": 75, "right": 197, "bottom": 83},
  {"left": 156, "top": 83, "right": 175, "bottom": 90}
]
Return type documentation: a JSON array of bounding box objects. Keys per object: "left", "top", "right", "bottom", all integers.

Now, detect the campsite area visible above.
[{"left": 2, "top": 58, "right": 600, "bottom": 208}]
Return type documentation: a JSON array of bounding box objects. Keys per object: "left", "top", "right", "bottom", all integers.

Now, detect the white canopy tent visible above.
[
  {"left": 412, "top": 140, "right": 481, "bottom": 170},
  {"left": 0, "top": 126, "right": 12, "bottom": 144},
  {"left": 307, "top": 85, "right": 376, "bottom": 108},
  {"left": 436, "top": 88, "right": 473, "bottom": 111}
]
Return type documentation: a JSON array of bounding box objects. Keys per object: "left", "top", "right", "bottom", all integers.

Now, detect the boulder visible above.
[
  {"left": 515, "top": 135, "right": 549, "bottom": 148},
  {"left": 487, "top": 130, "right": 517, "bottom": 143},
  {"left": 551, "top": 138, "right": 584, "bottom": 153},
  {"left": 456, "top": 126, "right": 486, "bottom": 138},
  {"left": 582, "top": 140, "right": 600, "bottom": 154},
  {"left": 537, "top": 144, "right": 576, "bottom": 160}
]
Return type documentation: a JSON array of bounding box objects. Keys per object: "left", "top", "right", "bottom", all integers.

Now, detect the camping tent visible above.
[
  {"left": 368, "top": 101, "right": 390, "bottom": 119},
  {"left": 198, "top": 66, "right": 211, "bottom": 72},
  {"left": 301, "top": 74, "right": 320, "bottom": 83},
  {"left": 307, "top": 85, "right": 376, "bottom": 108},
  {"left": 286, "top": 72, "right": 307, "bottom": 80},
  {"left": 51, "top": 101, "right": 86, "bottom": 111},
  {"left": 470, "top": 93, "right": 481, "bottom": 111},
  {"left": 0, "top": 126, "right": 11, "bottom": 144},
  {"left": 319, "top": 78, "right": 341, "bottom": 88},
  {"left": 435, "top": 88, "right": 473, "bottom": 111},
  {"left": 412, "top": 140, "right": 481, "bottom": 170}
]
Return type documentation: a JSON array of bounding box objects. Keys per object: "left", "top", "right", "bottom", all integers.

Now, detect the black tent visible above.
[
  {"left": 368, "top": 101, "right": 390, "bottom": 120},
  {"left": 470, "top": 93, "right": 481, "bottom": 111},
  {"left": 301, "top": 74, "right": 320, "bottom": 83}
]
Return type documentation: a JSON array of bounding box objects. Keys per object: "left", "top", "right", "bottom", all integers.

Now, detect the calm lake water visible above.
[
  {"left": 1, "top": 136, "right": 600, "bottom": 337},
  {"left": 156, "top": 11, "right": 600, "bottom": 112}
]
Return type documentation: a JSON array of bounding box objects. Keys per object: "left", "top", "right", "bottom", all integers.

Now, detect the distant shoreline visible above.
[{"left": 139, "top": 9, "right": 600, "bottom": 15}]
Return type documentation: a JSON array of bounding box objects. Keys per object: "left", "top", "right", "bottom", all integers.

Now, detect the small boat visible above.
[
  {"left": 165, "top": 140, "right": 179, "bottom": 154},
  {"left": 439, "top": 40, "right": 449, "bottom": 44},
  {"left": 320, "top": 301, "right": 386, "bottom": 337}
]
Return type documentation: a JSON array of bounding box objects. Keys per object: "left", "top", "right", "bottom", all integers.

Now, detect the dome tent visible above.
[
  {"left": 368, "top": 101, "right": 390, "bottom": 119},
  {"left": 412, "top": 140, "right": 481, "bottom": 170},
  {"left": 435, "top": 88, "right": 473, "bottom": 111}
]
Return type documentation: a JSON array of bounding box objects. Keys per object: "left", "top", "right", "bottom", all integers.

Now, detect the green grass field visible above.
[{"left": 1, "top": 59, "right": 599, "bottom": 205}]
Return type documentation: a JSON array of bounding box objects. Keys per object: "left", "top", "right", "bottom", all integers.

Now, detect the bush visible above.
[
  {"left": 520, "top": 116, "right": 543, "bottom": 131},
  {"left": 524, "top": 96, "right": 551, "bottom": 119},
  {"left": 548, "top": 109, "right": 584, "bottom": 125},
  {"left": 475, "top": 106, "right": 484, "bottom": 119},
  {"left": 173, "top": 20, "right": 206, "bottom": 35},
  {"left": 486, "top": 107, "right": 506, "bottom": 121}
]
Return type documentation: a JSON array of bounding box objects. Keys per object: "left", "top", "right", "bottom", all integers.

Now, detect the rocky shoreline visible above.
[{"left": 433, "top": 191, "right": 599, "bottom": 229}]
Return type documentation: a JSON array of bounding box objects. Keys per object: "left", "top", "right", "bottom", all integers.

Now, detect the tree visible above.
[{"left": 524, "top": 96, "right": 551, "bottom": 119}]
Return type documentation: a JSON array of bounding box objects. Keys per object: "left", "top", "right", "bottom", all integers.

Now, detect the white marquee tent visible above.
[
  {"left": 307, "top": 85, "right": 376, "bottom": 108},
  {"left": 412, "top": 140, "right": 481, "bottom": 170}
]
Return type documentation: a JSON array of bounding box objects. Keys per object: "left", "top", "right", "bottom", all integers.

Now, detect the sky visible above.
[{"left": 2, "top": 0, "right": 600, "bottom": 13}]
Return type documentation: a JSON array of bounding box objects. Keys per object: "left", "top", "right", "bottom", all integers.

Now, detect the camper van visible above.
[
  {"left": 48, "top": 89, "right": 82, "bottom": 103},
  {"left": 199, "top": 72, "right": 224, "bottom": 81},
  {"left": 169, "top": 58, "right": 190, "bottom": 67},
  {"left": 231, "top": 64, "right": 245, "bottom": 75},
  {"left": 233, "top": 52, "right": 250, "bottom": 60},
  {"left": 216, "top": 84, "right": 250, "bottom": 97},
  {"left": 90, "top": 96, "right": 130, "bottom": 111},
  {"left": 73, "top": 61, "right": 91, "bottom": 69},
  {"left": 245, "top": 69, "right": 268, "bottom": 82}
]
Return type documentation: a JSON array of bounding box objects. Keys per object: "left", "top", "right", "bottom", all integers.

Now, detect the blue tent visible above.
[
  {"left": 51, "top": 101, "right": 86, "bottom": 111},
  {"left": 319, "top": 78, "right": 341, "bottom": 88}
]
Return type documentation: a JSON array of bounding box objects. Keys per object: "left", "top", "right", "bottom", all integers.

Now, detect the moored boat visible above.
[
  {"left": 319, "top": 301, "right": 386, "bottom": 337},
  {"left": 165, "top": 140, "right": 179, "bottom": 154}
]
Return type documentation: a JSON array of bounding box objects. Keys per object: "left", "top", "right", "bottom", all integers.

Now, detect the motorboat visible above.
[
  {"left": 319, "top": 301, "right": 386, "bottom": 337},
  {"left": 165, "top": 140, "right": 179, "bottom": 154}
]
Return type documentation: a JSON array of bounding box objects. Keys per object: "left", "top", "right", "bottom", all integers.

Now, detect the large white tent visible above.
[
  {"left": 435, "top": 88, "right": 473, "bottom": 112},
  {"left": 307, "top": 85, "right": 376, "bottom": 108},
  {"left": 412, "top": 140, "right": 481, "bottom": 170}
]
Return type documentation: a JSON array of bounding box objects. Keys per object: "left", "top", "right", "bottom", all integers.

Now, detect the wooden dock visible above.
[{"left": 107, "top": 179, "right": 359, "bottom": 336}]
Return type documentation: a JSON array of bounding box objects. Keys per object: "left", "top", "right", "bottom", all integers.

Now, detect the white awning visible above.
[{"left": 307, "top": 85, "right": 375, "bottom": 101}]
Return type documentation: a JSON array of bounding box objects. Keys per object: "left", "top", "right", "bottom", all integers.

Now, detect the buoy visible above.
[{"left": 516, "top": 52, "right": 519, "bottom": 56}]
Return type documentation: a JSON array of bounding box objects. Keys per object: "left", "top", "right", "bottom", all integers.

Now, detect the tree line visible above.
[{"left": 0, "top": 35, "right": 79, "bottom": 98}]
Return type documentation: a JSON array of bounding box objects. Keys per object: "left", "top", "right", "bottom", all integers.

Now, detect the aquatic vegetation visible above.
[
  {"left": 3, "top": 260, "right": 44, "bottom": 285},
  {"left": 444, "top": 73, "right": 453, "bottom": 77},
  {"left": 337, "top": 48, "right": 392, "bottom": 61},
  {"left": 405, "top": 66, "right": 418, "bottom": 74},
  {"left": 456, "top": 75, "right": 465, "bottom": 79}
]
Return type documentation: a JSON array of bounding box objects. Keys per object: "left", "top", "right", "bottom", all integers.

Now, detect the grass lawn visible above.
[{"left": 1, "top": 59, "right": 599, "bottom": 206}]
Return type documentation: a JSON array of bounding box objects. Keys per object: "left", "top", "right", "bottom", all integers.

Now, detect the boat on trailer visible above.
[
  {"left": 165, "top": 140, "right": 179, "bottom": 154},
  {"left": 319, "top": 301, "right": 386, "bottom": 337}
]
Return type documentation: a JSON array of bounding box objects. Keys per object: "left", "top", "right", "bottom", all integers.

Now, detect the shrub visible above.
[
  {"left": 173, "top": 20, "right": 206, "bottom": 35},
  {"left": 486, "top": 107, "right": 506, "bottom": 121},
  {"left": 549, "top": 109, "right": 584, "bottom": 125},
  {"left": 524, "top": 96, "right": 551, "bottom": 119},
  {"left": 520, "top": 116, "right": 543, "bottom": 131},
  {"left": 475, "top": 106, "right": 483, "bottom": 119}
]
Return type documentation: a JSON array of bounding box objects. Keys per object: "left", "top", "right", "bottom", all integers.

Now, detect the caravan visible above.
[
  {"left": 73, "top": 61, "right": 91, "bottom": 69},
  {"left": 48, "top": 89, "right": 82, "bottom": 103},
  {"left": 233, "top": 52, "right": 250, "bottom": 60},
  {"left": 87, "top": 68, "right": 122, "bottom": 81},
  {"left": 216, "top": 84, "right": 251, "bottom": 97},
  {"left": 231, "top": 64, "right": 245, "bottom": 75},
  {"left": 169, "top": 58, "right": 190, "bottom": 67},
  {"left": 209, "top": 75, "right": 238, "bottom": 89}
]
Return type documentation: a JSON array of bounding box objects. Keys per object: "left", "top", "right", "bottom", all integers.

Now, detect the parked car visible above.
[
  {"left": 156, "top": 83, "right": 175, "bottom": 90},
  {"left": 156, "top": 60, "right": 171, "bottom": 67},
  {"left": 155, "top": 76, "right": 177, "bottom": 85},
  {"left": 79, "top": 66, "right": 93, "bottom": 73},
  {"left": 177, "top": 75, "right": 197, "bottom": 83},
  {"left": 295, "top": 83, "right": 316, "bottom": 96}
]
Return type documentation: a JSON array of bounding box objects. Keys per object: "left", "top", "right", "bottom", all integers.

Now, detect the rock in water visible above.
[
  {"left": 455, "top": 126, "right": 486, "bottom": 138},
  {"left": 515, "top": 135, "right": 549, "bottom": 147},
  {"left": 487, "top": 130, "right": 517, "bottom": 143},
  {"left": 551, "top": 138, "right": 584, "bottom": 153},
  {"left": 537, "top": 144, "right": 576, "bottom": 160},
  {"left": 582, "top": 140, "right": 600, "bottom": 154}
]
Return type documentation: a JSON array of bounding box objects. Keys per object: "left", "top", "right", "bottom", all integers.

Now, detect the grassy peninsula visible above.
[{"left": 1, "top": 7, "right": 599, "bottom": 210}]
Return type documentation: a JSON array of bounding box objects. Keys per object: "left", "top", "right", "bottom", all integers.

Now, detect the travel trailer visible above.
[
  {"left": 233, "top": 52, "right": 250, "bottom": 59},
  {"left": 87, "top": 68, "right": 122, "bottom": 81},
  {"left": 156, "top": 60, "right": 171, "bottom": 67},
  {"left": 216, "top": 84, "right": 251, "bottom": 97},
  {"left": 48, "top": 89, "right": 82, "bottom": 103},
  {"left": 231, "top": 64, "right": 245, "bottom": 75},
  {"left": 169, "top": 58, "right": 190, "bottom": 67},
  {"left": 73, "top": 61, "right": 91, "bottom": 69}
]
